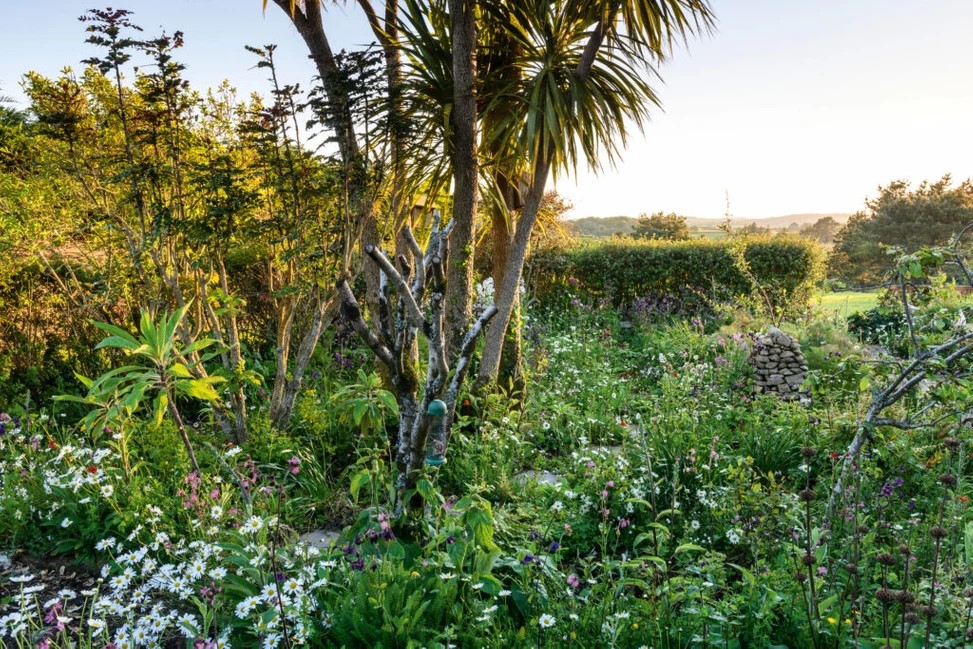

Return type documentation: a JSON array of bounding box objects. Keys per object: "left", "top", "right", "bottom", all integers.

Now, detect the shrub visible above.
[{"left": 528, "top": 236, "right": 824, "bottom": 323}]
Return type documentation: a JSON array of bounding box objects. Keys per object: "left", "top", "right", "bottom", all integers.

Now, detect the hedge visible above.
[{"left": 527, "top": 235, "right": 825, "bottom": 316}]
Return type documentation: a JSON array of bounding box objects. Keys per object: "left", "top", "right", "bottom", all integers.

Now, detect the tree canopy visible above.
[
  {"left": 831, "top": 176, "right": 973, "bottom": 285},
  {"left": 632, "top": 211, "right": 691, "bottom": 240}
]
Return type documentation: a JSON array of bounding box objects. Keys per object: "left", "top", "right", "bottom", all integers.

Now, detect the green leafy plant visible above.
[{"left": 58, "top": 305, "right": 224, "bottom": 473}]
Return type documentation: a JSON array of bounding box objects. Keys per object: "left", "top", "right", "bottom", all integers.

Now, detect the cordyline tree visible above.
[{"left": 269, "top": 0, "right": 713, "bottom": 494}]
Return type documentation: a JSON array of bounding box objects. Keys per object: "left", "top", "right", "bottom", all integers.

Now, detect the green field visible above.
[{"left": 816, "top": 291, "right": 880, "bottom": 319}]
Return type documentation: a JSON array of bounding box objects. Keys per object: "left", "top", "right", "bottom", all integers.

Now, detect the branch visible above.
[
  {"left": 872, "top": 411, "right": 960, "bottom": 430},
  {"left": 402, "top": 227, "right": 425, "bottom": 296},
  {"left": 355, "top": 0, "right": 394, "bottom": 51},
  {"left": 423, "top": 215, "right": 454, "bottom": 276},
  {"left": 898, "top": 273, "right": 919, "bottom": 357},
  {"left": 427, "top": 293, "right": 449, "bottom": 380},
  {"left": 336, "top": 278, "right": 395, "bottom": 369},
  {"left": 827, "top": 332, "right": 973, "bottom": 517},
  {"left": 443, "top": 305, "right": 498, "bottom": 429},
  {"left": 364, "top": 244, "right": 425, "bottom": 328}
]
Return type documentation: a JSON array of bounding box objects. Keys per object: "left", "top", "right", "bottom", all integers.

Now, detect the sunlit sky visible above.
[{"left": 3, "top": 0, "right": 972, "bottom": 219}]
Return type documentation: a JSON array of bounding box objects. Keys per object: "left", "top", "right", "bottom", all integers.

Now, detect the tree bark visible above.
[
  {"left": 478, "top": 157, "right": 551, "bottom": 384},
  {"left": 443, "top": 0, "right": 478, "bottom": 360},
  {"left": 491, "top": 174, "right": 525, "bottom": 398}
]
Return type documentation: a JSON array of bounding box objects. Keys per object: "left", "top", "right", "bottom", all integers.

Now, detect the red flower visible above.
[{"left": 86, "top": 465, "right": 98, "bottom": 474}]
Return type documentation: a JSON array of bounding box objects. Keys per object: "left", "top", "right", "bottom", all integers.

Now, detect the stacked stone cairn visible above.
[{"left": 749, "top": 326, "right": 808, "bottom": 399}]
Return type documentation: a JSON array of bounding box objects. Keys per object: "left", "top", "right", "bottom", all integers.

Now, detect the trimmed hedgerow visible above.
[{"left": 527, "top": 235, "right": 824, "bottom": 317}]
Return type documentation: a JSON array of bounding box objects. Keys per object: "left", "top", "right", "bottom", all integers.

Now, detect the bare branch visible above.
[
  {"left": 899, "top": 273, "right": 920, "bottom": 357},
  {"left": 872, "top": 411, "right": 960, "bottom": 430},
  {"left": 444, "top": 305, "right": 498, "bottom": 429},
  {"left": 365, "top": 244, "right": 426, "bottom": 328},
  {"left": 337, "top": 278, "right": 395, "bottom": 369},
  {"left": 402, "top": 227, "right": 425, "bottom": 295}
]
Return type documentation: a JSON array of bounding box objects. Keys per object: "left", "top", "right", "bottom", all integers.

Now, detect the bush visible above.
[{"left": 528, "top": 235, "right": 824, "bottom": 323}]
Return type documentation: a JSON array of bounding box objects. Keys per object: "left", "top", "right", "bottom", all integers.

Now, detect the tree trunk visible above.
[
  {"left": 478, "top": 157, "right": 552, "bottom": 385},
  {"left": 491, "top": 175, "right": 525, "bottom": 399},
  {"left": 269, "top": 291, "right": 340, "bottom": 428},
  {"left": 444, "top": 0, "right": 478, "bottom": 360}
]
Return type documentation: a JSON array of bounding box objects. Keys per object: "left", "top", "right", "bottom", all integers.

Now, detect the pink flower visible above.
[{"left": 566, "top": 574, "right": 580, "bottom": 589}]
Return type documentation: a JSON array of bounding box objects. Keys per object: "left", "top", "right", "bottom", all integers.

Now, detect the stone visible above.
[
  {"left": 299, "top": 529, "right": 341, "bottom": 549},
  {"left": 748, "top": 326, "right": 809, "bottom": 401},
  {"left": 514, "top": 470, "right": 563, "bottom": 487}
]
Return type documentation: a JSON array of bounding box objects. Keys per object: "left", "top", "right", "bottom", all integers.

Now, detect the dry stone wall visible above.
[{"left": 750, "top": 326, "right": 808, "bottom": 399}]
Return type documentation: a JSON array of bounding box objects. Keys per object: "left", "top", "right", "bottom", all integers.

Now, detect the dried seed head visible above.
[
  {"left": 856, "top": 525, "right": 870, "bottom": 535},
  {"left": 801, "top": 446, "right": 817, "bottom": 459},
  {"left": 894, "top": 590, "right": 915, "bottom": 604},
  {"left": 846, "top": 563, "right": 858, "bottom": 575},
  {"left": 919, "top": 604, "right": 937, "bottom": 618},
  {"left": 795, "top": 570, "right": 807, "bottom": 583},
  {"left": 943, "top": 436, "right": 961, "bottom": 452},
  {"left": 929, "top": 525, "right": 948, "bottom": 540},
  {"left": 905, "top": 612, "right": 920, "bottom": 625},
  {"left": 898, "top": 543, "right": 910, "bottom": 555},
  {"left": 799, "top": 488, "right": 817, "bottom": 502},
  {"left": 876, "top": 552, "right": 896, "bottom": 566},
  {"left": 938, "top": 472, "right": 958, "bottom": 488},
  {"left": 801, "top": 553, "right": 816, "bottom": 566},
  {"left": 875, "top": 587, "right": 896, "bottom": 603}
]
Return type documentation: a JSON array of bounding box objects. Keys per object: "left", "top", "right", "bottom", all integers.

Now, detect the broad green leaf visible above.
[
  {"left": 91, "top": 321, "right": 138, "bottom": 346},
  {"left": 95, "top": 335, "right": 141, "bottom": 352},
  {"left": 170, "top": 362, "right": 193, "bottom": 379},
  {"left": 416, "top": 478, "right": 439, "bottom": 506},
  {"left": 153, "top": 393, "right": 168, "bottom": 429},
  {"left": 350, "top": 469, "right": 370, "bottom": 501},
  {"left": 180, "top": 379, "right": 219, "bottom": 401},
  {"left": 674, "top": 543, "right": 705, "bottom": 555}
]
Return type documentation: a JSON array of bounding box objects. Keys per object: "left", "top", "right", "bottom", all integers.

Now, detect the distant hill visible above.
[{"left": 570, "top": 213, "right": 851, "bottom": 238}]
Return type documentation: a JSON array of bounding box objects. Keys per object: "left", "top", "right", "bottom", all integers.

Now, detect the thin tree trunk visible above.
[
  {"left": 479, "top": 158, "right": 551, "bottom": 384},
  {"left": 491, "top": 175, "right": 525, "bottom": 398},
  {"left": 270, "top": 292, "right": 341, "bottom": 428}
]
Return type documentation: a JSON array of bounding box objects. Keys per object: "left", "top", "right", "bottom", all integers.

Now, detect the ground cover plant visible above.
[{"left": 3, "top": 266, "right": 973, "bottom": 647}]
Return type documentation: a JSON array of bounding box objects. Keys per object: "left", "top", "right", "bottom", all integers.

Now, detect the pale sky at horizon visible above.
[{"left": 2, "top": 0, "right": 971, "bottom": 220}]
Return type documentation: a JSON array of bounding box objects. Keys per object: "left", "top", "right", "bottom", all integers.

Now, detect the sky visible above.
[{"left": 2, "top": 0, "right": 972, "bottom": 220}]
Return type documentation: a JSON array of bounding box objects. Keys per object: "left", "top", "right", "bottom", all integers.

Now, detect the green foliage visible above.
[
  {"left": 530, "top": 235, "right": 824, "bottom": 320},
  {"left": 57, "top": 306, "right": 223, "bottom": 434},
  {"left": 847, "top": 306, "right": 906, "bottom": 351},
  {"left": 799, "top": 215, "right": 842, "bottom": 243},
  {"left": 632, "top": 211, "right": 691, "bottom": 241},
  {"left": 831, "top": 175, "right": 973, "bottom": 285}
]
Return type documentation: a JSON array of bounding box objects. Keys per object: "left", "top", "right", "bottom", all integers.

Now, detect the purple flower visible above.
[
  {"left": 566, "top": 574, "right": 580, "bottom": 589},
  {"left": 548, "top": 540, "right": 561, "bottom": 552}
]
